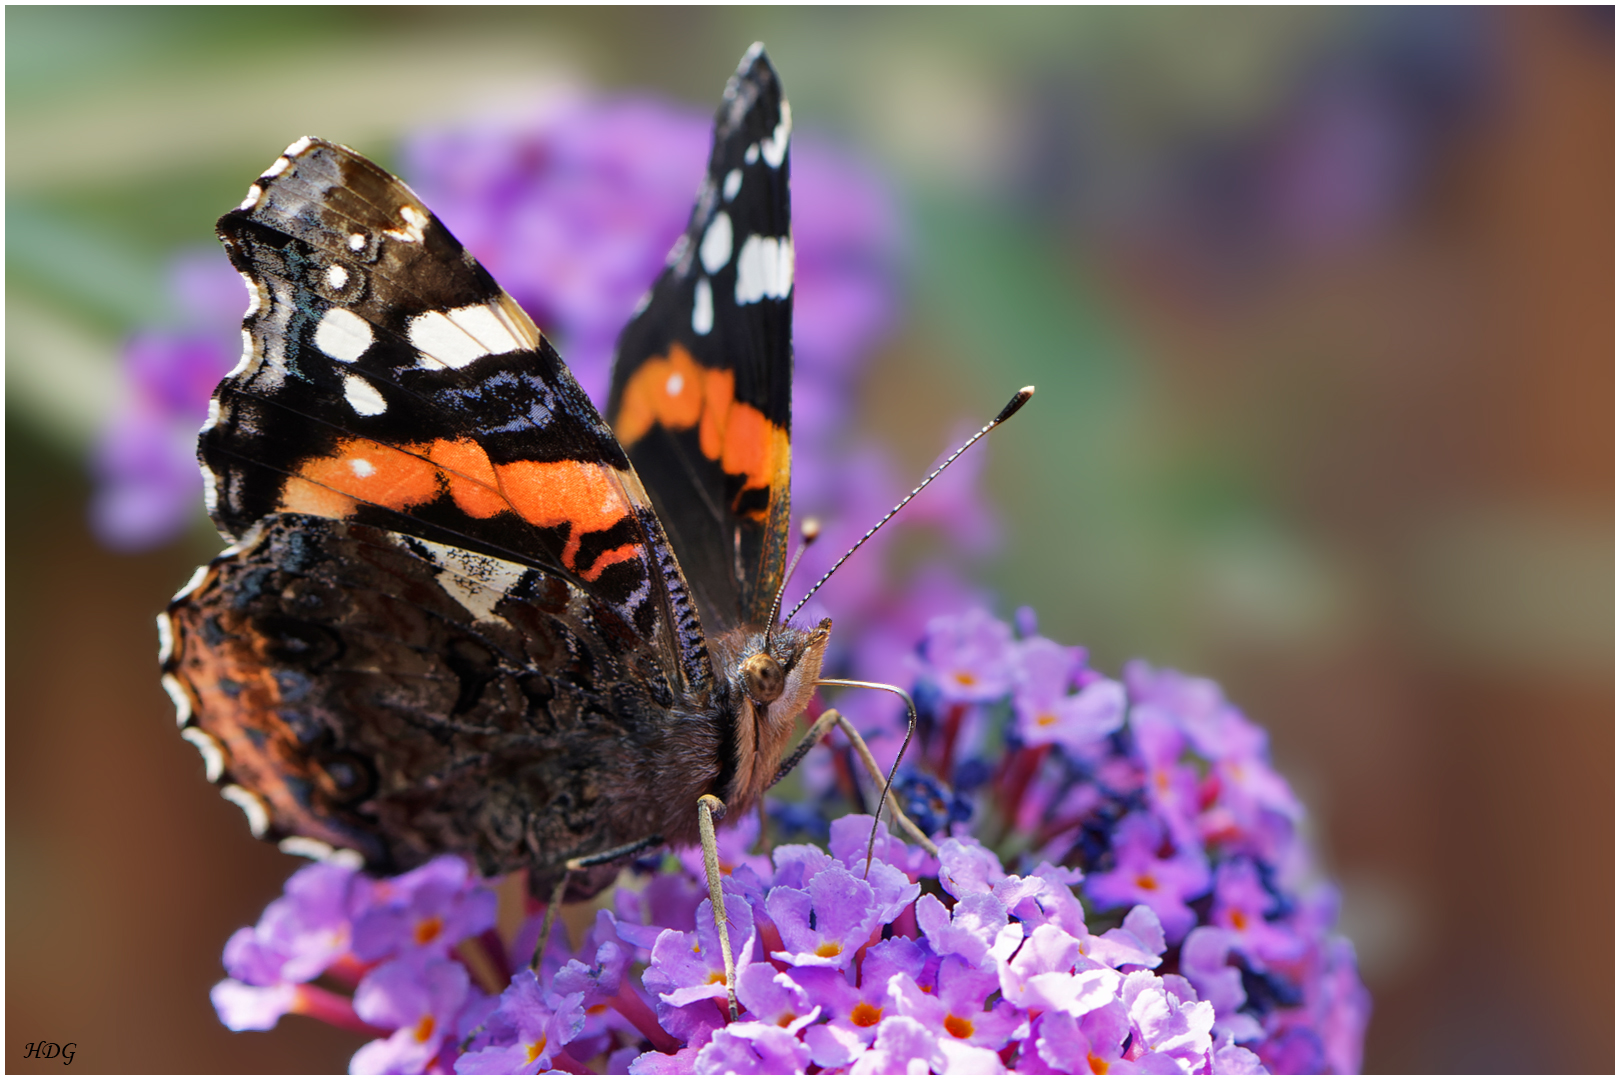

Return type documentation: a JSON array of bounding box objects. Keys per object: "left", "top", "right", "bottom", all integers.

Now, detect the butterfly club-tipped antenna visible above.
[
  {"left": 784, "top": 385, "right": 1034, "bottom": 625},
  {"left": 792, "top": 386, "right": 1035, "bottom": 873}
]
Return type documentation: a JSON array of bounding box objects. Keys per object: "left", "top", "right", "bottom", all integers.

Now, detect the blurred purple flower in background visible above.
[{"left": 89, "top": 253, "right": 245, "bottom": 549}]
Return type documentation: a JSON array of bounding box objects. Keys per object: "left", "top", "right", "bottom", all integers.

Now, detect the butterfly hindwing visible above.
[
  {"left": 208, "top": 137, "right": 712, "bottom": 693},
  {"left": 162, "top": 514, "right": 700, "bottom": 894},
  {"left": 607, "top": 45, "right": 794, "bottom": 638}
]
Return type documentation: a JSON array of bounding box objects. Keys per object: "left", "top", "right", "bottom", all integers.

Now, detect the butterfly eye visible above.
[{"left": 742, "top": 652, "right": 785, "bottom": 704}]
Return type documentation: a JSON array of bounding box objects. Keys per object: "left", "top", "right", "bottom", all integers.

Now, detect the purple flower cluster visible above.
[
  {"left": 891, "top": 607, "right": 1372, "bottom": 1073},
  {"left": 213, "top": 606, "right": 1367, "bottom": 1074},
  {"left": 212, "top": 855, "right": 504, "bottom": 1073}
]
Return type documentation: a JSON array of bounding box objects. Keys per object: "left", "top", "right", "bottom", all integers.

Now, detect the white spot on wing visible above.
[
  {"left": 201, "top": 463, "right": 219, "bottom": 516},
  {"left": 408, "top": 304, "right": 526, "bottom": 369},
  {"left": 283, "top": 135, "right": 313, "bottom": 158},
  {"left": 723, "top": 168, "right": 743, "bottom": 202},
  {"left": 734, "top": 235, "right": 794, "bottom": 303},
  {"left": 326, "top": 264, "right": 349, "bottom": 290},
  {"left": 343, "top": 373, "right": 387, "bottom": 416},
  {"left": 279, "top": 836, "right": 335, "bottom": 861},
  {"left": 666, "top": 371, "right": 685, "bottom": 397},
  {"left": 221, "top": 785, "right": 271, "bottom": 838},
  {"left": 692, "top": 276, "right": 714, "bottom": 335},
  {"left": 405, "top": 538, "right": 527, "bottom": 624},
  {"left": 264, "top": 156, "right": 292, "bottom": 179},
  {"left": 700, "top": 211, "right": 733, "bottom": 275},
  {"left": 349, "top": 232, "right": 366, "bottom": 251},
  {"left": 745, "top": 144, "right": 759, "bottom": 165},
  {"left": 239, "top": 272, "right": 262, "bottom": 317},
  {"left": 313, "top": 308, "right": 373, "bottom": 363},
  {"left": 238, "top": 184, "right": 263, "bottom": 211},
  {"left": 349, "top": 457, "right": 375, "bottom": 478},
  {"left": 202, "top": 396, "right": 221, "bottom": 434},
  {"left": 156, "top": 612, "right": 175, "bottom": 665},
  {"left": 172, "top": 563, "right": 210, "bottom": 603},
  {"left": 162, "top": 673, "right": 193, "bottom": 726},
  {"left": 761, "top": 121, "right": 789, "bottom": 168},
  {"left": 182, "top": 727, "right": 226, "bottom": 782},
  {"left": 384, "top": 204, "right": 428, "bottom": 244}
]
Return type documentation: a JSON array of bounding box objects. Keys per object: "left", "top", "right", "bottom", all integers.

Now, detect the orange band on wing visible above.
[
  {"left": 614, "top": 343, "right": 790, "bottom": 519},
  {"left": 278, "top": 437, "right": 441, "bottom": 519},
  {"left": 277, "top": 437, "right": 641, "bottom": 578}
]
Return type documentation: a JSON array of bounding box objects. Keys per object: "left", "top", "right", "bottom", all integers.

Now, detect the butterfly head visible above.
[{"left": 717, "top": 616, "right": 831, "bottom": 806}]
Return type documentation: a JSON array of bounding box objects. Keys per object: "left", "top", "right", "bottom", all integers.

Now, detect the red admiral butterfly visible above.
[
  {"left": 160, "top": 43, "right": 828, "bottom": 895},
  {"left": 159, "top": 44, "right": 1028, "bottom": 1009}
]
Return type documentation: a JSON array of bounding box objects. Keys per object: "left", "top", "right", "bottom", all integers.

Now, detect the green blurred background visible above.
[{"left": 7, "top": 7, "right": 1612, "bottom": 1073}]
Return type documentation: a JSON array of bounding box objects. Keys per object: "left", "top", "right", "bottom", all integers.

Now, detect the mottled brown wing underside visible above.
[{"left": 160, "top": 514, "right": 726, "bottom": 894}]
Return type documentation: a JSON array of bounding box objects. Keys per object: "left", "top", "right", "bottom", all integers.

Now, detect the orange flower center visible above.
[
  {"left": 413, "top": 915, "right": 444, "bottom": 946},
  {"left": 953, "top": 671, "right": 977, "bottom": 687},
  {"left": 525, "top": 1035, "right": 548, "bottom": 1064},
  {"left": 1037, "top": 712, "right": 1058, "bottom": 727},
  {"left": 944, "top": 1015, "right": 975, "bottom": 1039},
  {"left": 1089, "top": 1051, "right": 1111, "bottom": 1073},
  {"left": 412, "top": 1016, "right": 436, "bottom": 1043},
  {"left": 815, "top": 941, "right": 842, "bottom": 958},
  {"left": 850, "top": 1002, "right": 883, "bottom": 1027},
  {"left": 1134, "top": 872, "right": 1159, "bottom": 892}
]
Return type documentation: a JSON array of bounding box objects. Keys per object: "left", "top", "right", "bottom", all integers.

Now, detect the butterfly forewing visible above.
[
  {"left": 607, "top": 45, "right": 794, "bottom": 638},
  {"left": 208, "top": 136, "right": 711, "bottom": 693}
]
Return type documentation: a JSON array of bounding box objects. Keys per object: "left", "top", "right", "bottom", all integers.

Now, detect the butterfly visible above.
[{"left": 159, "top": 44, "right": 834, "bottom": 908}]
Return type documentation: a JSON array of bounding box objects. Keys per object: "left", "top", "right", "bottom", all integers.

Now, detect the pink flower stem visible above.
[
  {"left": 609, "top": 982, "right": 679, "bottom": 1054},
  {"left": 550, "top": 1049, "right": 592, "bottom": 1074},
  {"left": 998, "top": 745, "right": 1049, "bottom": 843},
  {"left": 938, "top": 703, "right": 966, "bottom": 779},
  {"left": 291, "top": 983, "right": 390, "bottom": 1037}
]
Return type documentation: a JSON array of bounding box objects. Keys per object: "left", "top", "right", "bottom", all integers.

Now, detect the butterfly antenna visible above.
[
  {"left": 766, "top": 519, "right": 820, "bottom": 651},
  {"left": 783, "top": 386, "right": 1035, "bottom": 625}
]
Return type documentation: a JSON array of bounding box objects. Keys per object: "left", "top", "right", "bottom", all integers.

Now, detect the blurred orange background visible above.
[{"left": 7, "top": 7, "right": 1612, "bottom": 1072}]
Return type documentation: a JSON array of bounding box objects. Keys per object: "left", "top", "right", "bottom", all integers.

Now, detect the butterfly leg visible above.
[
  {"left": 531, "top": 834, "right": 664, "bottom": 970},
  {"left": 695, "top": 793, "right": 742, "bottom": 1021},
  {"left": 770, "top": 709, "right": 939, "bottom": 858}
]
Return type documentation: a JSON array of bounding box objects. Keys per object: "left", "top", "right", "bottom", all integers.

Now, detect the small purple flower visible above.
[
  {"left": 455, "top": 970, "right": 584, "bottom": 1075},
  {"left": 350, "top": 955, "right": 475, "bottom": 1074},
  {"left": 916, "top": 608, "right": 1018, "bottom": 703},
  {"left": 916, "top": 891, "right": 1022, "bottom": 972},
  {"left": 1209, "top": 858, "right": 1304, "bottom": 969},
  {"left": 351, "top": 855, "right": 498, "bottom": 961},
  {"left": 735, "top": 964, "right": 820, "bottom": 1034},
  {"left": 1180, "top": 926, "right": 1264, "bottom": 1045},
  {"left": 766, "top": 861, "right": 883, "bottom": 970},
  {"left": 1085, "top": 813, "right": 1212, "bottom": 943},
  {"left": 643, "top": 892, "right": 757, "bottom": 1009},
  {"left": 1013, "top": 636, "right": 1129, "bottom": 754},
  {"left": 1121, "top": 969, "right": 1217, "bottom": 1071},
  {"left": 692, "top": 1021, "right": 814, "bottom": 1074},
  {"left": 886, "top": 960, "right": 1024, "bottom": 1053}
]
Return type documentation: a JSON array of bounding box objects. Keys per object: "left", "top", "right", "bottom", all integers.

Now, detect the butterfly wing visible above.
[
  {"left": 207, "top": 136, "right": 712, "bottom": 693},
  {"left": 607, "top": 45, "right": 794, "bottom": 638},
  {"left": 161, "top": 514, "right": 710, "bottom": 892},
  {"left": 165, "top": 137, "right": 731, "bottom": 881}
]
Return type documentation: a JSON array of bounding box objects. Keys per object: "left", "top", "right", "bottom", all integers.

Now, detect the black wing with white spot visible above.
[
  {"left": 207, "top": 136, "right": 714, "bottom": 693},
  {"left": 606, "top": 44, "right": 795, "bottom": 637}
]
